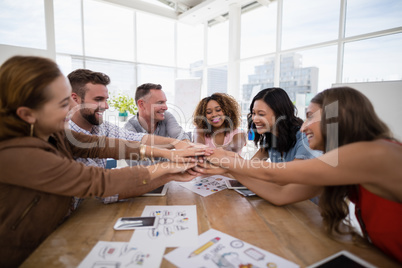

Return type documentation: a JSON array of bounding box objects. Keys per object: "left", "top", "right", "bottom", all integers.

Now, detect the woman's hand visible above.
[
  {"left": 206, "top": 148, "right": 238, "bottom": 167},
  {"left": 192, "top": 161, "right": 228, "bottom": 175},
  {"left": 164, "top": 147, "right": 214, "bottom": 163}
]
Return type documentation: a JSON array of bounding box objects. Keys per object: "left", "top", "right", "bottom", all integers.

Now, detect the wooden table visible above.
[{"left": 21, "top": 181, "right": 400, "bottom": 267}]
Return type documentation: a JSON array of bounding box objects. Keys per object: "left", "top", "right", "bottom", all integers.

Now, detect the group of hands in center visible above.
[{"left": 154, "top": 140, "right": 239, "bottom": 181}]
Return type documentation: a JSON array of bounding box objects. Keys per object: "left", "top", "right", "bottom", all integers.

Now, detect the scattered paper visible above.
[
  {"left": 77, "top": 241, "right": 165, "bottom": 268},
  {"left": 179, "top": 175, "right": 229, "bottom": 197},
  {"left": 164, "top": 229, "right": 299, "bottom": 268},
  {"left": 129, "top": 205, "right": 198, "bottom": 247}
]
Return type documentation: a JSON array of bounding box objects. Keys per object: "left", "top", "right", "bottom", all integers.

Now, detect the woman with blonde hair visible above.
[
  {"left": 0, "top": 56, "right": 210, "bottom": 267},
  {"left": 197, "top": 87, "right": 402, "bottom": 263}
]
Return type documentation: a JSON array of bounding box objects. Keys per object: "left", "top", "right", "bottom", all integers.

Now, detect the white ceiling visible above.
[{"left": 101, "top": 0, "right": 271, "bottom": 25}]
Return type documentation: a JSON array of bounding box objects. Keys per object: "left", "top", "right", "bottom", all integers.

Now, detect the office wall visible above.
[
  {"left": 173, "top": 78, "right": 203, "bottom": 130},
  {"left": 332, "top": 81, "right": 402, "bottom": 140}
]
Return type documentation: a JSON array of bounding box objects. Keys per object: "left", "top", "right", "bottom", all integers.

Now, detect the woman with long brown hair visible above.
[{"left": 197, "top": 87, "right": 402, "bottom": 263}]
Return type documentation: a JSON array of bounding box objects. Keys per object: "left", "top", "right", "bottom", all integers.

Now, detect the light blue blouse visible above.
[{"left": 268, "top": 130, "right": 322, "bottom": 163}]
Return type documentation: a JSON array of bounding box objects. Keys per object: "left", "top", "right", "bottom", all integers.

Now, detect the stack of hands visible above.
[{"left": 158, "top": 140, "right": 238, "bottom": 182}]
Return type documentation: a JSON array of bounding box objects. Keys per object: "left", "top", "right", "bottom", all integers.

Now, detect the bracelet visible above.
[
  {"left": 150, "top": 146, "right": 154, "bottom": 163},
  {"left": 139, "top": 144, "right": 146, "bottom": 161}
]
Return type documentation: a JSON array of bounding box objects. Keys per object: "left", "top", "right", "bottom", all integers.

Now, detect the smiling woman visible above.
[
  {"left": 198, "top": 87, "right": 402, "bottom": 263},
  {"left": 193, "top": 93, "right": 246, "bottom": 154},
  {"left": 0, "top": 56, "right": 212, "bottom": 267}
]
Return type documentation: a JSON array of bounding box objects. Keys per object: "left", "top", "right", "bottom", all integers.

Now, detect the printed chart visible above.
[
  {"left": 129, "top": 205, "right": 198, "bottom": 247},
  {"left": 77, "top": 241, "right": 165, "bottom": 268},
  {"left": 164, "top": 229, "right": 299, "bottom": 268},
  {"left": 179, "top": 175, "right": 229, "bottom": 197}
]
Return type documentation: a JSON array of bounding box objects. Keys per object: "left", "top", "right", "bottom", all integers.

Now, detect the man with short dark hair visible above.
[
  {"left": 125, "top": 83, "right": 190, "bottom": 165},
  {"left": 68, "top": 69, "right": 145, "bottom": 168},
  {"left": 68, "top": 70, "right": 193, "bottom": 205}
]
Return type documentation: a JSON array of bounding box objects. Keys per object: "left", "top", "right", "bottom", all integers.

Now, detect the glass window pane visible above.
[
  {"left": 292, "top": 46, "right": 338, "bottom": 92},
  {"left": 83, "top": 0, "right": 134, "bottom": 61},
  {"left": 346, "top": 0, "right": 402, "bottom": 37},
  {"left": 137, "top": 13, "right": 175, "bottom": 66},
  {"left": 240, "top": 57, "right": 275, "bottom": 117},
  {"left": 56, "top": 54, "right": 81, "bottom": 76},
  {"left": 282, "top": 0, "right": 340, "bottom": 49},
  {"left": 280, "top": 48, "right": 337, "bottom": 101},
  {"left": 241, "top": 4, "right": 277, "bottom": 58},
  {"left": 343, "top": 34, "right": 402, "bottom": 82},
  {"left": 65, "top": 58, "right": 137, "bottom": 97},
  {"left": 207, "top": 21, "right": 229, "bottom": 65},
  {"left": 206, "top": 65, "right": 227, "bottom": 95},
  {"left": 54, "top": 0, "right": 83, "bottom": 55},
  {"left": 137, "top": 64, "right": 175, "bottom": 99},
  {"left": 0, "top": 0, "right": 46, "bottom": 49},
  {"left": 177, "top": 23, "right": 204, "bottom": 68}
]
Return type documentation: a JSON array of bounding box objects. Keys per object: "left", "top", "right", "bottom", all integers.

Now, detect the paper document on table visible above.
[
  {"left": 164, "top": 228, "right": 299, "bottom": 268},
  {"left": 129, "top": 205, "right": 198, "bottom": 247},
  {"left": 179, "top": 175, "right": 229, "bottom": 197},
  {"left": 77, "top": 241, "right": 165, "bottom": 268}
]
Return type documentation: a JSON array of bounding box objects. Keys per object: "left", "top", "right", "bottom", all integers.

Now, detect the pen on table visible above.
[{"left": 188, "top": 237, "right": 220, "bottom": 258}]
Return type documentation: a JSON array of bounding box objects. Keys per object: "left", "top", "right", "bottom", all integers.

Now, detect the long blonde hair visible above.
[{"left": 0, "top": 56, "right": 62, "bottom": 141}]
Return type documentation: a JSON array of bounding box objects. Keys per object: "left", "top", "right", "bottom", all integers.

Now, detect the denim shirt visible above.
[{"left": 268, "top": 130, "right": 322, "bottom": 162}]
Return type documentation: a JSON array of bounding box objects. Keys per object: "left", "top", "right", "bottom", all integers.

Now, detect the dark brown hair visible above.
[
  {"left": 67, "top": 69, "right": 110, "bottom": 99},
  {"left": 193, "top": 93, "right": 241, "bottom": 136},
  {"left": 311, "top": 86, "right": 393, "bottom": 241},
  {"left": 0, "top": 56, "right": 62, "bottom": 141}
]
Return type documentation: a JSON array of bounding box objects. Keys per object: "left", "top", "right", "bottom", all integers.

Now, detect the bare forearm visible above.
[
  {"left": 229, "top": 171, "right": 322, "bottom": 205},
  {"left": 141, "top": 135, "right": 175, "bottom": 149}
]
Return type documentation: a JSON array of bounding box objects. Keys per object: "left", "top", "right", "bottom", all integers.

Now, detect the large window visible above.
[
  {"left": 282, "top": 0, "right": 340, "bottom": 50},
  {"left": 137, "top": 12, "right": 175, "bottom": 66},
  {"left": 0, "top": 0, "right": 401, "bottom": 123},
  {"left": 0, "top": 0, "right": 46, "bottom": 49},
  {"left": 345, "top": 0, "right": 402, "bottom": 37},
  {"left": 83, "top": 0, "right": 135, "bottom": 61},
  {"left": 177, "top": 23, "right": 204, "bottom": 68},
  {"left": 241, "top": 3, "right": 277, "bottom": 58},
  {"left": 137, "top": 64, "right": 175, "bottom": 99},
  {"left": 343, "top": 33, "right": 402, "bottom": 82},
  {"left": 54, "top": 0, "right": 82, "bottom": 55},
  {"left": 207, "top": 21, "right": 229, "bottom": 65}
]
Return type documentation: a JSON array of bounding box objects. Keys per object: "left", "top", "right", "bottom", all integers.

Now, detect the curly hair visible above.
[
  {"left": 193, "top": 93, "right": 241, "bottom": 137},
  {"left": 67, "top": 69, "right": 110, "bottom": 99},
  {"left": 247, "top": 87, "right": 303, "bottom": 155}
]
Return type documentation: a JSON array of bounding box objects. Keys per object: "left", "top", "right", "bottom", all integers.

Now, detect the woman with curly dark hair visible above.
[{"left": 193, "top": 93, "right": 246, "bottom": 153}]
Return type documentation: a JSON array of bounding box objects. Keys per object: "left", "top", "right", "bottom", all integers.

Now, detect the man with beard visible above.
[
  {"left": 68, "top": 69, "right": 145, "bottom": 166},
  {"left": 67, "top": 69, "right": 193, "bottom": 207},
  {"left": 68, "top": 69, "right": 146, "bottom": 206},
  {"left": 124, "top": 83, "right": 191, "bottom": 166}
]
